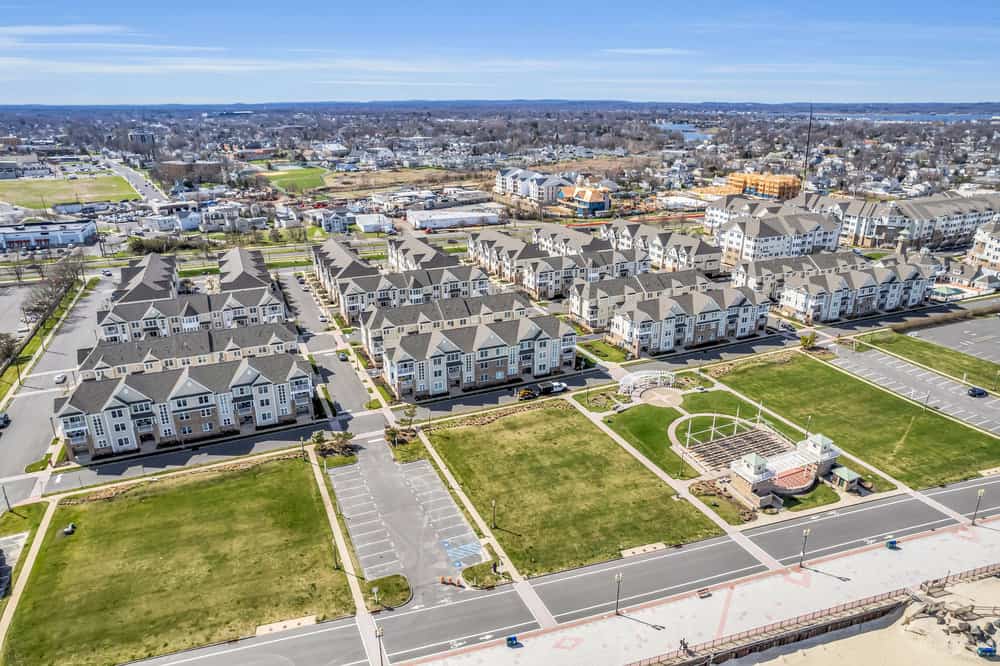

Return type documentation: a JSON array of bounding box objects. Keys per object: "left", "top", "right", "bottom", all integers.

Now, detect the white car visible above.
[
  {"left": 550, "top": 381, "right": 568, "bottom": 393},
  {"left": 318, "top": 315, "right": 328, "bottom": 323},
  {"left": 54, "top": 374, "right": 67, "bottom": 385}
]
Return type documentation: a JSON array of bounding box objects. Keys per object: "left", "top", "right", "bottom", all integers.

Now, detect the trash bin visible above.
[{"left": 506, "top": 636, "right": 518, "bottom": 648}]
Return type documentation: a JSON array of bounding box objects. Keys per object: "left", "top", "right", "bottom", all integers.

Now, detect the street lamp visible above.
[
  {"left": 973, "top": 488, "right": 986, "bottom": 526},
  {"left": 614, "top": 571, "right": 623, "bottom": 615},
  {"left": 375, "top": 626, "right": 385, "bottom": 666},
  {"left": 491, "top": 499, "right": 497, "bottom": 529},
  {"left": 799, "top": 528, "right": 811, "bottom": 568}
]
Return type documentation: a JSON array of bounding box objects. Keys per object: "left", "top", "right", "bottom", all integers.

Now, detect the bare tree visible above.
[{"left": 0, "top": 332, "right": 20, "bottom": 386}]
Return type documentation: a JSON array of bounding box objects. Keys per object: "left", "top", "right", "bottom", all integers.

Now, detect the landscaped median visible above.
[
  {"left": 425, "top": 402, "right": 721, "bottom": 576},
  {"left": 2, "top": 457, "right": 353, "bottom": 666},
  {"left": 714, "top": 352, "right": 1000, "bottom": 489}
]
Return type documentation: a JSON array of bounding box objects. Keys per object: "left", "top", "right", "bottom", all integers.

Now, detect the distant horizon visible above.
[{"left": 2, "top": 0, "right": 998, "bottom": 105}]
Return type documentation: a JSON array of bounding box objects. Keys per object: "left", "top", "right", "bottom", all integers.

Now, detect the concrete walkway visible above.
[{"left": 0, "top": 499, "right": 54, "bottom": 649}]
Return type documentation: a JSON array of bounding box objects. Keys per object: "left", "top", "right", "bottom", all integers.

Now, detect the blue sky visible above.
[{"left": 2, "top": 0, "right": 999, "bottom": 105}]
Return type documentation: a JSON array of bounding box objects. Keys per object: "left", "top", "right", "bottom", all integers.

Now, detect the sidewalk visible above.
[{"left": 415, "top": 517, "right": 1000, "bottom": 666}]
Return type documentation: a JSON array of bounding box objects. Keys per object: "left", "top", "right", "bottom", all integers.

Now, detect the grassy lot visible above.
[
  {"left": 178, "top": 266, "right": 220, "bottom": 278},
  {"left": 265, "top": 259, "right": 313, "bottom": 270},
  {"left": 0, "top": 176, "right": 139, "bottom": 208},
  {"left": 674, "top": 371, "right": 714, "bottom": 390},
  {"left": 783, "top": 483, "right": 840, "bottom": 512},
  {"left": 262, "top": 167, "right": 328, "bottom": 191},
  {"left": 364, "top": 574, "right": 410, "bottom": 611},
  {"left": 692, "top": 491, "right": 747, "bottom": 525},
  {"left": 389, "top": 438, "right": 429, "bottom": 464},
  {"left": 3, "top": 460, "right": 352, "bottom": 666},
  {"left": 603, "top": 405, "right": 698, "bottom": 479},
  {"left": 0, "top": 502, "right": 48, "bottom": 617},
  {"left": 23, "top": 453, "right": 51, "bottom": 473},
  {"left": 579, "top": 339, "right": 628, "bottom": 363},
  {"left": 861, "top": 330, "right": 1000, "bottom": 390},
  {"left": 718, "top": 354, "right": 1000, "bottom": 488},
  {"left": 571, "top": 385, "right": 624, "bottom": 412},
  {"left": 462, "top": 543, "right": 509, "bottom": 589},
  {"left": 428, "top": 405, "right": 721, "bottom": 575}
]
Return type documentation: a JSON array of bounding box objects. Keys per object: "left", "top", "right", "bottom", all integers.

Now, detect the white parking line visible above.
[
  {"left": 360, "top": 548, "right": 397, "bottom": 562},
  {"left": 352, "top": 527, "right": 388, "bottom": 539},
  {"left": 356, "top": 538, "right": 393, "bottom": 552}
]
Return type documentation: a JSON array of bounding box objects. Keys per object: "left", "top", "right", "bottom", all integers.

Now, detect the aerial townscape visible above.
[{"left": 2, "top": 3, "right": 1000, "bottom": 666}]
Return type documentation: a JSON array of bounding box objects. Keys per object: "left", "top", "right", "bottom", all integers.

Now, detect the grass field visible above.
[
  {"left": 429, "top": 405, "right": 721, "bottom": 575},
  {"left": 262, "top": 167, "right": 328, "bottom": 191},
  {"left": 692, "top": 491, "right": 747, "bottom": 525},
  {"left": 783, "top": 483, "right": 840, "bottom": 512},
  {"left": 603, "top": 405, "right": 698, "bottom": 479},
  {"left": 681, "top": 390, "right": 803, "bottom": 442},
  {"left": 579, "top": 339, "right": 628, "bottom": 363},
  {"left": 571, "top": 385, "right": 624, "bottom": 412},
  {"left": 718, "top": 354, "right": 1000, "bottom": 488},
  {"left": 861, "top": 330, "right": 1000, "bottom": 390},
  {"left": 0, "top": 502, "right": 47, "bottom": 617},
  {"left": 0, "top": 176, "right": 139, "bottom": 208},
  {"left": 3, "top": 460, "right": 352, "bottom": 666}
]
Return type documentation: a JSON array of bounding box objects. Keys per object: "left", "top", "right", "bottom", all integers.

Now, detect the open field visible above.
[
  {"left": 2, "top": 459, "right": 352, "bottom": 666},
  {"left": 428, "top": 405, "right": 721, "bottom": 575},
  {"left": 718, "top": 353, "right": 1000, "bottom": 489},
  {"left": 571, "top": 385, "right": 624, "bottom": 412},
  {"left": 321, "top": 167, "right": 488, "bottom": 198},
  {"left": 603, "top": 405, "right": 698, "bottom": 479},
  {"left": 0, "top": 502, "right": 47, "bottom": 617},
  {"left": 579, "top": 339, "right": 628, "bottom": 363},
  {"left": 681, "top": 390, "right": 803, "bottom": 442},
  {"left": 261, "top": 167, "right": 328, "bottom": 191},
  {"left": 783, "top": 483, "right": 840, "bottom": 511},
  {"left": 0, "top": 176, "right": 139, "bottom": 208},
  {"left": 860, "top": 330, "right": 1000, "bottom": 390}
]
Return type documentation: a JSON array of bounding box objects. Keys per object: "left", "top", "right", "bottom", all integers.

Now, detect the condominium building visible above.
[
  {"left": 568, "top": 270, "right": 715, "bottom": 331},
  {"left": 703, "top": 195, "right": 784, "bottom": 234},
  {"left": 970, "top": 222, "right": 1000, "bottom": 273},
  {"left": 726, "top": 172, "right": 801, "bottom": 200},
  {"left": 381, "top": 315, "right": 576, "bottom": 399},
  {"left": 311, "top": 238, "right": 380, "bottom": 297},
  {"left": 599, "top": 221, "right": 722, "bottom": 273},
  {"left": 517, "top": 248, "right": 650, "bottom": 299},
  {"left": 335, "top": 265, "right": 491, "bottom": 323},
  {"left": 467, "top": 229, "right": 549, "bottom": 281},
  {"left": 361, "top": 292, "right": 532, "bottom": 361},
  {"left": 78, "top": 322, "right": 299, "bottom": 382},
  {"left": 386, "top": 237, "right": 461, "bottom": 272},
  {"left": 731, "top": 251, "right": 870, "bottom": 300},
  {"left": 777, "top": 264, "right": 933, "bottom": 324},
  {"left": 531, "top": 223, "right": 611, "bottom": 256},
  {"left": 606, "top": 287, "right": 769, "bottom": 357},
  {"left": 493, "top": 168, "right": 572, "bottom": 203},
  {"left": 55, "top": 354, "right": 314, "bottom": 461},
  {"left": 716, "top": 212, "right": 842, "bottom": 267}
]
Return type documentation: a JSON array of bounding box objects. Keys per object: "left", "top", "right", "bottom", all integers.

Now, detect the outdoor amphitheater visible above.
[{"left": 681, "top": 418, "right": 793, "bottom": 473}]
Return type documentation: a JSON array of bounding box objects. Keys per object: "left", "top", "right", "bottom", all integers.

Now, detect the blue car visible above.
[{"left": 967, "top": 387, "right": 988, "bottom": 398}]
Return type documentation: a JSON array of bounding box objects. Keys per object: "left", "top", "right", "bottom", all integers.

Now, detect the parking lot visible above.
[
  {"left": 831, "top": 347, "right": 1000, "bottom": 435},
  {"left": 913, "top": 317, "right": 1000, "bottom": 365},
  {"left": 328, "top": 434, "right": 482, "bottom": 605},
  {"left": 0, "top": 285, "right": 33, "bottom": 337}
]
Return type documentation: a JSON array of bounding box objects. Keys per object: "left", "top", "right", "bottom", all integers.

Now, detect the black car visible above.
[
  {"left": 0, "top": 413, "right": 10, "bottom": 428},
  {"left": 968, "top": 386, "right": 988, "bottom": 398}
]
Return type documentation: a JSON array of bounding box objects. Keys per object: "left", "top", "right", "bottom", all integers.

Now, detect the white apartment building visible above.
[
  {"left": 778, "top": 265, "right": 932, "bottom": 324},
  {"left": 970, "top": 222, "right": 1000, "bottom": 274},
  {"left": 494, "top": 168, "right": 572, "bottom": 203},
  {"left": 717, "top": 212, "right": 842, "bottom": 267}
]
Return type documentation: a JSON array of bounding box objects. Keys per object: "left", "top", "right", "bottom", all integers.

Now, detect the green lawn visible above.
[
  {"left": 571, "top": 385, "right": 624, "bottom": 412},
  {"left": 0, "top": 502, "right": 48, "bottom": 617},
  {"left": 681, "top": 390, "right": 803, "bottom": 442},
  {"left": 862, "top": 330, "right": 1000, "bottom": 390},
  {"left": 0, "top": 176, "right": 139, "bottom": 208},
  {"left": 783, "top": 483, "right": 840, "bottom": 512},
  {"left": 262, "top": 167, "right": 328, "bottom": 191},
  {"left": 579, "top": 339, "right": 628, "bottom": 363},
  {"left": 3, "top": 460, "right": 352, "bottom": 666},
  {"left": 719, "top": 354, "right": 1000, "bottom": 488},
  {"left": 693, "top": 491, "right": 747, "bottom": 525},
  {"left": 178, "top": 266, "right": 220, "bottom": 278},
  {"left": 429, "top": 405, "right": 721, "bottom": 575},
  {"left": 364, "top": 574, "right": 410, "bottom": 611},
  {"left": 603, "top": 405, "right": 698, "bottom": 479}
]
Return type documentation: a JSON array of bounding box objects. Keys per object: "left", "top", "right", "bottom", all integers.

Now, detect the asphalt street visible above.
[
  {"left": 743, "top": 494, "right": 957, "bottom": 565},
  {"left": 818, "top": 294, "right": 1000, "bottom": 337},
  {"left": 914, "top": 317, "right": 1000, "bottom": 366},
  {"left": 107, "top": 159, "right": 167, "bottom": 203},
  {"left": 831, "top": 346, "right": 1000, "bottom": 435},
  {"left": 924, "top": 475, "right": 1000, "bottom": 523},
  {"left": 0, "top": 476, "right": 37, "bottom": 508},
  {"left": 137, "top": 616, "right": 367, "bottom": 666}
]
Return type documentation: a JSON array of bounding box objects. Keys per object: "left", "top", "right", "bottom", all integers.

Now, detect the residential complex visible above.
[
  {"left": 726, "top": 172, "right": 801, "bottom": 200},
  {"left": 386, "top": 237, "right": 461, "bottom": 272},
  {"left": 333, "top": 265, "right": 491, "bottom": 323},
  {"left": 731, "top": 251, "right": 870, "bottom": 299},
  {"left": 568, "top": 270, "right": 715, "bottom": 330},
  {"left": 716, "top": 212, "right": 841, "bottom": 266},
  {"left": 599, "top": 220, "right": 722, "bottom": 273},
  {"left": 970, "top": 222, "right": 1000, "bottom": 273},
  {"left": 494, "top": 168, "right": 572, "bottom": 203},
  {"left": 381, "top": 314, "right": 576, "bottom": 399}
]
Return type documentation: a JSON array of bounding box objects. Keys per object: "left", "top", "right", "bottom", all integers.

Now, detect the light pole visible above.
[
  {"left": 372, "top": 586, "right": 380, "bottom": 609},
  {"left": 491, "top": 499, "right": 497, "bottom": 529},
  {"left": 614, "top": 571, "right": 623, "bottom": 615},
  {"left": 805, "top": 414, "right": 812, "bottom": 435},
  {"left": 973, "top": 488, "right": 986, "bottom": 526},
  {"left": 375, "top": 626, "right": 385, "bottom": 666},
  {"left": 799, "top": 528, "right": 811, "bottom": 568}
]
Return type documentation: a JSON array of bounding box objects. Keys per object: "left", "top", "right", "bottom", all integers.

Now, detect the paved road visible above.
[
  {"left": 107, "top": 160, "right": 167, "bottom": 203},
  {"left": 819, "top": 295, "right": 1000, "bottom": 337},
  {"left": 0, "top": 476, "right": 38, "bottom": 508},
  {"left": 830, "top": 347, "right": 1000, "bottom": 435},
  {"left": 137, "top": 616, "right": 367, "bottom": 666},
  {"left": 531, "top": 536, "right": 766, "bottom": 624},
  {"left": 924, "top": 475, "right": 1000, "bottom": 523},
  {"left": 744, "top": 494, "right": 957, "bottom": 565},
  {"left": 914, "top": 317, "right": 1000, "bottom": 366}
]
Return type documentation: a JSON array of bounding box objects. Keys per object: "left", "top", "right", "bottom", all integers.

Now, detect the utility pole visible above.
[
  {"left": 801, "top": 103, "right": 814, "bottom": 185},
  {"left": 799, "top": 528, "right": 811, "bottom": 568},
  {"left": 973, "top": 488, "right": 986, "bottom": 526},
  {"left": 375, "top": 626, "right": 385, "bottom": 666},
  {"left": 491, "top": 498, "right": 497, "bottom": 529},
  {"left": 1, "top": 485, "right": 10, "bottom": 512},
  {"left": 614, "top": 571, "right": 623, "bottom": 615}
]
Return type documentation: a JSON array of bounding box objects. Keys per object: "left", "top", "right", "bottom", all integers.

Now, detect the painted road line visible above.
[
  {"left": 771, "top": 517, "right": 955, "bottom": 563},
  {"left": 385, "top": 621, "right": 539, "bottom": 660}
]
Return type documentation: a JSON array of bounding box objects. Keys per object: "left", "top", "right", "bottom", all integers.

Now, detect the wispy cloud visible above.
[
  {"left": 1, "top": 40, "right": 224, "bottom": 52},
  {"left": 315, "top": 79, "right": 489, "bottom": 87},
  {"left": 601, "top": 47, "right": 698, "bottom": 56},
  {"left": 0, "top": 23, "right": 129, "bottom": 36}
]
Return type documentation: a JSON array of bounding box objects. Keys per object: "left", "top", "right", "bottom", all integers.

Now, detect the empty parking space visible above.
[
  {"left": 327, "top": 436, "right": 483, "bottom": 605},
  {"left": 915, "top": 318, "right": 1000, "bottom": 365},
  {"left": 832, "top": 347, "right": 1000, "bottom": 435}
]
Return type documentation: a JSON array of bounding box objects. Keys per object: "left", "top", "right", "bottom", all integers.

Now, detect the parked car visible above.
[
  {"left": 318, "top": 314, "right": 328, "bottom": 323},
  {"left": 0, "top": 413, "right": 10, "bottom": 428},
  {"left": 101, "top": 269, "right": 113, "bottom": 277},
  {"left": 518, "top": 388, "right": 538, "bottom": 401},
  {"left": 538, "top": 381, "right": 568, "bottom": 395},
  {"left": 968, "top": 386, "right": 988, "bottom": 398},
  {"left": 338, "top": 351, "right": 349, "bottom": 362},
  {"left": 54, "top": 374, "right": 67, "bottom": 385}
]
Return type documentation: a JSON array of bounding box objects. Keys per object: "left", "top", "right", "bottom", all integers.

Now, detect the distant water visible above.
[
  {"left": 815, "top": 112, "right": 995, "bottom": 123},
  {"left": 656, "top": 122, "right": 711, "bottom": 142}
]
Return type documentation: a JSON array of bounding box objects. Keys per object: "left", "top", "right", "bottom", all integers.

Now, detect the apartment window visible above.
[
  {"left": 197, "top": 395, "right": 211, "bottom": 405},
  {"left": 158, "top": 404, "right": 169, "bottom": 425},
  {"left": 277, "top": 385, "right": 287, "bottom": 403},
  {"left": 113, "top": 422, "right": 128, "bottom": 433},
  {"left": 260, "top": 412, "right": 272, "bottom": 421},
  {"left": 144, "top": 361, "right": 155, "bottom": 370},
  {"left": 180, "top": 426, "right": 193, "bottom": 436},
  {"left": 116, "top": 437, "right": 131, "bottom": 448},
  {"left": 178, "top": 412, "right": 190, "bottom": 422},
  {"left": 175, "top": 399, "right": 188, "bottom": 408},
  {"left": 256, "top": 385, "right": 269, "bottom": 395},
  {"left": 480, "top": 373, "right": 488, "bottom": 382},
  {"left": 259, "top": 398, "right": 271, "bottom": 407},
  {"left": 222, "top": 417, "right": 232, "bottom": 427},
  {"left": 162, "top": 427, "right": 174, "bottom": 437},
  {"left": 202, "top": 422, "right": 214, "bottom": 433},
  {"left": 110, "top": 408, "right": 124, "bottom": 419},
  {"left": 200, "top": 408, "right": 212, "bottom": 418},
  {"left": 91, "top": 416, "right": 105, "bottom": 436}
]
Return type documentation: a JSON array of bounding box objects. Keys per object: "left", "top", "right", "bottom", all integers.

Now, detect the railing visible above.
[{"left": 626, "top": 561, "right": 1000, "bottom": 666}]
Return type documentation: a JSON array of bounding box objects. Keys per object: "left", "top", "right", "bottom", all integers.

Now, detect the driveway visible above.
[
  {"left": 830, "top": 347, "right": 1000, "bottom": 435},
  {"left": 328, "top": 433, "right": 483, "bottom": 606}
]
